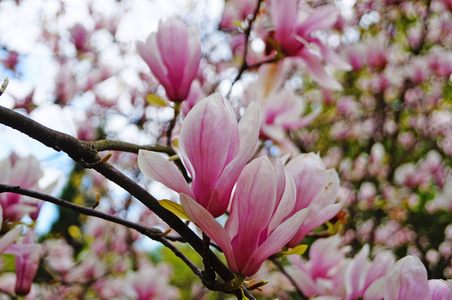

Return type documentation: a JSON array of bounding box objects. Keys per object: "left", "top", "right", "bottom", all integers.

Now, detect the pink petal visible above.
[
  {"left": 384, "top": 255, "right": 429, "bottom": 300},
  {"left": 179, "top": 194, "right": 238, "bottom": 273},
  {"left": 308, "top": 235, "right": 344, "bottom": 278},
  {"left": 242, "top": 209, "right": 308, "bottom": 276},
  {"left": 226, "top": 157, "right": 277, "bottom": 272},
  {"left": 212, "top": 102, "right": 260, "bottom": 214},
  {"left": 299, "top": 48, "right": 342, "bottom": 91},
  {"left": 136, "top": 36, "right": 170, "bottom": 89},
  {"left": 363, "top": 250, "right": 395, "bottom": 292},
  {"left": 428, "top": 279, "right": 450, "bottom": 300},
  {"left": 156, "top": 18, "right": 189, "bottom": 98},
  {"left": 179, "top": 94, "right": 232, "bottom": 210},
  {"left": 271, "top": 0, "right": 298, "bottom": 46},
  {"left": 178, "top": 27, "right": 202, "bottom": 100},
  {"left": 296, "top": 5, "right": 340, "bottom": 36},
  {"left": 137, "top": 150, "right": 194, "bottom": 199},
  {"left": 0, "top": 226, "right": 22, "bottom": 253},
  {"left": 345, "top": 244, "right": 370, "bottom": 298},
  {"left": 268, "top": 170, "right": 297, "bottom": 234}
]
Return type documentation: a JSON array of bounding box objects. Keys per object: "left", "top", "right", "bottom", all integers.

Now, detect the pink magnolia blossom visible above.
[
  {"left": 0, "top": 206, "right": 22, "bottom": 254},
  {"left": 288, "top": 235, "right": 394, "bottom": 299},
  {"left": 138, "top": 93, "right": 260, "bottom": 217},
  {"left": 125, "top": 264, "right": 179, "bottom": 300},
  {"left": 69, "top": 23, "right": 91, "bottom": 53},
  {"left": 428, "top": 279, "right": 452, "bottom": 300},
  {"left": 180, "top": 156, "right": 308, "bottom": 277},
  {"left": 5, "top": 230, "right": 42, "bottom": 296},
  {"left": 220, "top": 0, "right": 258, "bottom": 30},
  {"left": 137, "top": 18, "right": 201, "bottom": 102},
  {"left": 285, "top": 153, "right": 344, "bottom": 247},
  {"left": 385, "top": 256, "right": 452, "bottom": 300},
  {"left": 0, "top": 153, "right": 43, "bottom": 222},
  {"left": 384, "top": 255, "right": 429, "bottom": 300},
  {"left": 267, "top": 0, "right": 350, "bottom": 90},
  {"left": 1, "top": 50, "right": 20, "bottom": 71}
]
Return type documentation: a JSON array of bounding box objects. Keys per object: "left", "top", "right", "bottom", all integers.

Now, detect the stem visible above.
[
  {"left": 271, "top": 259, "right": 307, "bottom": 300},
  {"left": 229, "top": 0, "right": 264, "bottom": 91},
  {"left": 202, "top": 232, "right": 216, "bottom": 281},
  {"left": 166, "top": 102, "right": 180, "bottom": 146}
]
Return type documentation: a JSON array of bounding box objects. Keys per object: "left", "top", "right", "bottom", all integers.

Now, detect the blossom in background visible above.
[
  {"left": 4, "top": 230, "right": 41, "bottom": 296},
  {"left": 181, "top": 156, "right": 308, "bottom": 277},
  {"left": 244, "top": 62, "right": 320, "bottom": 154},
  {"left": 138, "top": 93, "right": 260, "bottom": 217},
  {"left": 125, "top": 263, "right": 179, "bottom": 300},
  {"left": 288, "top": 235, "right": 395, "bottom": 299},
  {"left": 266, "top": 0, "right": 350, "bottom": 90},
  {"left": 69, "top": 23, "right": 91, "bottom": 54},
  {"left": 0, "top": 153, "right": 44, "bottom": 222},
  {"left": 137, "top": 17, "right": 202, "bottom": 102},
  {"left": 219, "top": 0, "right": 258, "bottom": 30}
]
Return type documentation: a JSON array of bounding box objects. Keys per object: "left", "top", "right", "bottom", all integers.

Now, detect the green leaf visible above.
[
  {"left": 159, "top": 200, "right": 189, "bottom": 220},
  {"left": 146, "top": 94, "right": 167, "bottom": 107}
]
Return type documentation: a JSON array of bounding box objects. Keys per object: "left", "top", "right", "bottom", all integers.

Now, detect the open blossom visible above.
[
  {"left": 285, "top": 153, "right": 344, "bottom": 247},
  {"left": 138, "top": 93, "right": 260, "bottom": 217},
  {"left": 137, "top": 17, "right": 201, "bottom": 102},
  {"left": 220, "top": 0, "right": 258, "bottom": 30},
  {"left": 266, "top": 0, "right": 350, "bottom": 90},
  {"left": 181, "top": 156, "right": 308, "bottom": 277},
  {"left": 5, "top": 230, "right": 41, "bottom": 296},
  {"left": 288, "top": 235, "right": 395, "bottom": 299}
]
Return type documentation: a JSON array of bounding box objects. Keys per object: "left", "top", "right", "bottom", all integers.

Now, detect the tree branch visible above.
[
  {"left": 0, "top": 105, "right": 235, "bottom": 284},
  {"left": 0, "top": 184, "right": 205, "bottom": 279},
  {"left": 92, "top": 139, "right": 175, "bottom": 156}
]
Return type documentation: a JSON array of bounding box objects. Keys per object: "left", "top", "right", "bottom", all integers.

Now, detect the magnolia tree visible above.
[{"left": 0, "top": 0, "right": 452, "bottom": 299}]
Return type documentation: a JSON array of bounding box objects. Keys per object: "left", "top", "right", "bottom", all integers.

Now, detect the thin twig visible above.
[
  {"left": 0, "top": 184, "right": 204, "bottom": 280},
  {"left": 0, "top": 77, "right": 8, "bottom": 97},
  {"left": 270, "top": 259, "right": 307, "bottom": 300},
  {"left": 229, "top": 0, "right": 264, "bottom": 90},
  {"left": 92, "top": 139, "right": 175, "bottom": 156}
]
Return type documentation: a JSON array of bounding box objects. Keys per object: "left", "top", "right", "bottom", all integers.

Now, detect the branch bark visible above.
[{"left": 0, "top": 105, "right": 235, "bottom": 284}]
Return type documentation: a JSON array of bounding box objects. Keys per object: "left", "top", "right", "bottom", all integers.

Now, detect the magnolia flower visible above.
[
  {"left": 137, "top": 17, "right": 201, "bottom": 102},
  {"left": 267, "top": 0, "right": 350, "bottom": 90},
  {"left": 428, "top": 279, "right": 452, "bottom": 300},
  {"left": 0, "top": 206, "right": 22, "bottom": 254},
  {"left": 0, "top": 153, "right": 44, "bottom": 222},
  {"left": 288, "top": 235, "right": 395, "bottom": 299},
  {"left": 219, "top": 0, "right": 258, "bottom": 30},
  {"left": 181, "top": 156, "right": 308, "bottom": 277},
  {"left": 5, "top": 230, "right": 41, "bottom": 296},
  {"left": 138, "top": 93, "right": 260, "bottom": 217},
  {"left": 285, "top": 153, "right": 344, "bottom": 247},
  {"left": 384, "top": 255, "right": 429, "bottom": 300},
  {"left": 69, "top": 23, "right": 91, "bottom": 53}
]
